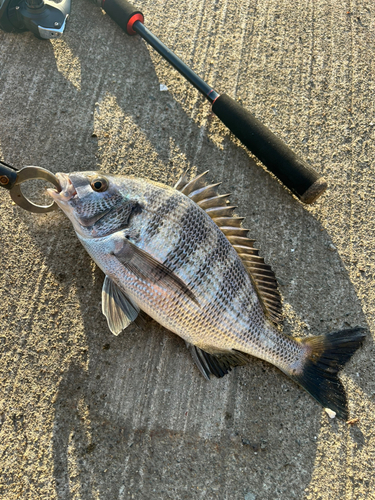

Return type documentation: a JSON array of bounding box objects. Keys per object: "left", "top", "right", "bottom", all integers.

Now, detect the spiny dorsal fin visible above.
[
  {"left": 180, "top": 170, "right": 210, "bottom": 194},
  {"left": 174, "top": 170, "right": 283, "bottom": 324},
  {"left": 173, "top": 170, "right": 190, "bottom": 191}
]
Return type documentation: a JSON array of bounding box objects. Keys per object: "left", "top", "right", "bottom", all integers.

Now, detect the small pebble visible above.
[
  {"left": 245, "top": 493, "right": 257, "bottom": 500},
  {"left": 325, "top": 408, "right": 336, "bottom": 419}
]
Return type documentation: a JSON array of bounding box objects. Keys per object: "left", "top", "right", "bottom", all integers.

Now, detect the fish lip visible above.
[{"left": 47, "top": 173, "right": 77, "bottom": 202}]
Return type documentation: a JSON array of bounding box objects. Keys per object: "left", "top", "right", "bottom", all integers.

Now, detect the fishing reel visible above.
[{"left": 0, "top": 0, "right": 71, "bottom": 39}]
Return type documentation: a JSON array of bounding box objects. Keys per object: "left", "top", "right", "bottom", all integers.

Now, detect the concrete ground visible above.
[{"left": 0, "top": 0, "right": 374, "bottom": 499}]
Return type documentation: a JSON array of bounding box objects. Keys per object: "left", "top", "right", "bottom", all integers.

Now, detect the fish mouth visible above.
[{"left": 47, "top": 173, "right": 77, "bottom": 202}]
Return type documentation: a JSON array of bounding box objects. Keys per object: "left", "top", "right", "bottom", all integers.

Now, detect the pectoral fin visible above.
[
  {"left": 102, "top": 276, "right": 140, "bottom": 335},
  {"left": 113, "top": 238, "right": 198, "bottom": 304}
]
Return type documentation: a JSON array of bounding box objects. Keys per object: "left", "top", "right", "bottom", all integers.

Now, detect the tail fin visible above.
[{"left": 290, "top": 328, "right": 366, "bottom": 419}]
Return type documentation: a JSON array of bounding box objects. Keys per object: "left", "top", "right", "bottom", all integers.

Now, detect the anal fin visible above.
[{"left": 185, "top": 342, "right": 250, "bottom": 380}]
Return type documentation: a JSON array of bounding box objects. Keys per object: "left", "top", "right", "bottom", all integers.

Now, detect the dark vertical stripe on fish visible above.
[
  {"left": 163, "top": 205, "right": 210, "bottom": 273},
  {"left": 189, "top": 230, "right": 232, "bottom": 292},
  {"left": 217, "top": 258, "right": 250, "bottom": 306},
  {"left": 210, "top": 252, "right": 260, "bottom": 340},
  {"left": 145, "top": 193, "right": 182, "bottom": 241}
]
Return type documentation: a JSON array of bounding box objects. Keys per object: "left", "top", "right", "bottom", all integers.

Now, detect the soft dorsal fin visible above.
[{"left": 175, "top": 171, "right": 283, "bottom": 324}]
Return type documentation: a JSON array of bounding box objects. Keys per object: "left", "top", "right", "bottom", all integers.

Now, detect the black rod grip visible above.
[
  {"left": 102, "top": 0, "right": 143, "bottom": 34},
  {"left": 212, "top": 94, "right": 327, "bottom": 203}
]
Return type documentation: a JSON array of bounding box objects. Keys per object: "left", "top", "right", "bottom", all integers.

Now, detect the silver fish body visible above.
[{"left": 48, "top": 171, "right": 365, "bottom": 419}]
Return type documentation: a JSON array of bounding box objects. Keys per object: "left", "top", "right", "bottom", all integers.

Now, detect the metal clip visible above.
[{"left": 9, "top": 166, "right": 61, "bottom": 213}]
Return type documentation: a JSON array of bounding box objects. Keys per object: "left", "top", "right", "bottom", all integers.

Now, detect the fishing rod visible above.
[
  {"left": 92, "top": 0, "right": 327, "bottom": 204},
  {"left": 0, "top": 0, "right": 327, "bottom": 205}
]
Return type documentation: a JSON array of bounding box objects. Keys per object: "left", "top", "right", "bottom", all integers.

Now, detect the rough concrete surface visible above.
[{"left": 0, "top": 0, "right": 374, "bottom": 499}]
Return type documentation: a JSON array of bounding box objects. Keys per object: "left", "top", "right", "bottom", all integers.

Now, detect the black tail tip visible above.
[{"left": 293, "top": 327, "right": 366, "bottom": 420}]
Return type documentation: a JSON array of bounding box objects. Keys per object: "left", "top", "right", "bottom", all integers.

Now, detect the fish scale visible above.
[{"left": 48, "top": 171, "right": 366, "bottom": 419}]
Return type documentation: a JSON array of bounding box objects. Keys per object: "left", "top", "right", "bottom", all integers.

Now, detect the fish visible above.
[{"left": 48, "top": 170, "right": 365, "bottom": 419}]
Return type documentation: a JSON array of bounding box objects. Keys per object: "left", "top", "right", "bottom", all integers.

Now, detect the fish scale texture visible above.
[{"left": 78, "top": 176, "right": 304, "bottom": 371}]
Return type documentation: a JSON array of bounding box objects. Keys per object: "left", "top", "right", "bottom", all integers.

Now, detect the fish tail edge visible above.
[{"left": 289, "top": 327, "right": 366, "bottom": 419}]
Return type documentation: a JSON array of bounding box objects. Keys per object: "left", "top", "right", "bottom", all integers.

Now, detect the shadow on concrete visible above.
[{"left": 43, "top": 212, "right": 369, "bottom": 499}]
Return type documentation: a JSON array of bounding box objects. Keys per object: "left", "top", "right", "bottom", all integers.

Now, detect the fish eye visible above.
[{"left": 91, "top": 177, "right": 109, "bottom": 192}]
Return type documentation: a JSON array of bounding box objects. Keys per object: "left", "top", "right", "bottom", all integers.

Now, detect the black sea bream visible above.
[{"left": 48, "top": 171, "right": 365, "bottom": 419}]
